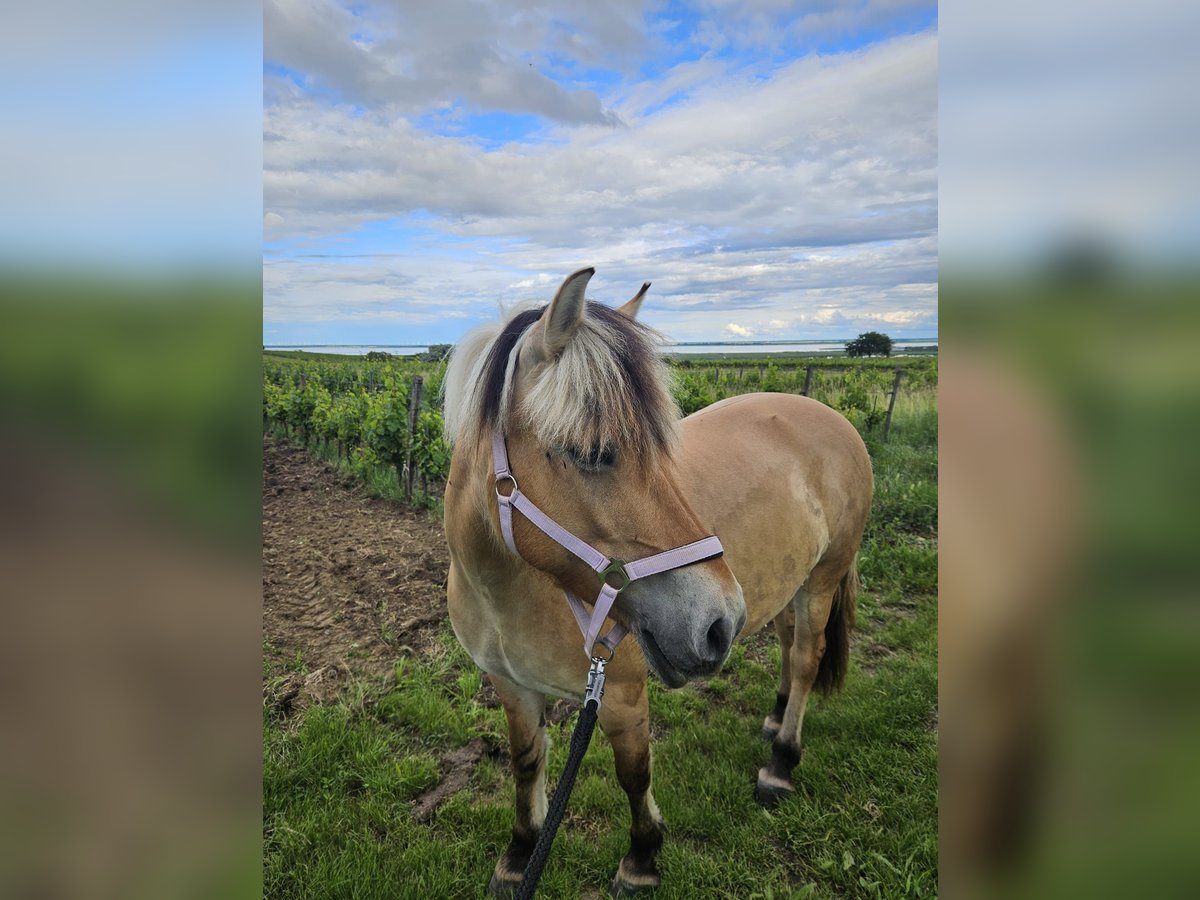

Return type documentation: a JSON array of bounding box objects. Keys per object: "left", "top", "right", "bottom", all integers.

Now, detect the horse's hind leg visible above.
[
  {"left": 761, "top": 605, "right": 795, "bottom": 741},
  {"left": 599, "top": 677, "right": 666, "bottom": 896},
  {"left": 488, "top": 673, "right": 548, "bottom": 897},
  {"left": 756, "top": 560, "right": 855, "bottom": 807}
]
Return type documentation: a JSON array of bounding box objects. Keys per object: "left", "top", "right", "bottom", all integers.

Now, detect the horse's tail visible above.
[{"left": 815, "top": 555, "right": 858, "bottom": 696}]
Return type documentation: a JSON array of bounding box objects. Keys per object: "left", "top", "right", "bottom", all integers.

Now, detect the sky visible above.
[{"left": 263, "top": 0, "right": 938, "bottom": 346}]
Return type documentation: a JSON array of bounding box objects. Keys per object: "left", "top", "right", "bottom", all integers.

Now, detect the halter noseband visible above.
[{"left": 491, "top": 430, "right": 724, "bottom": 660}]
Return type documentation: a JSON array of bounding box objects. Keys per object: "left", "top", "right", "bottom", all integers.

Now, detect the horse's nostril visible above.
[{"left": 705, "top": 615, "right": 734, "bottom": 664}]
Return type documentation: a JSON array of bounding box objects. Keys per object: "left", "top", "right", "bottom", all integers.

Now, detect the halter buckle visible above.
[{"left": 600, "top": 557, "right": 630, "bottom": 592}]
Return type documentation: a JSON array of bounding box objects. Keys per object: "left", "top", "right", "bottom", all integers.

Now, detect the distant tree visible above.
[
  {"left": 420, "top": 343, "right": 452, "bottom": 362},
  {"left": 845, "top": 331, "right": 893, "bottom": 358},
  {"left": 365, "top": 350, "right": 392, "bottom": 361}
]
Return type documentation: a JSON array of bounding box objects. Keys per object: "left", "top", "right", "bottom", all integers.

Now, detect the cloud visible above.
[
  {"left": 264, "top": 0, "right": 628, "bottom": 124},
  {"left": 725, "top": 322, "right": 755, "bottom": 337},
  {"left": 263, "top": 9, "right": 937, "bottom": 341},
  {"left": 265, "top": 31, "right": 935, "bottom": 242},
  {"left": 509, "top": 273, "right": 556, "bottom": 290}
]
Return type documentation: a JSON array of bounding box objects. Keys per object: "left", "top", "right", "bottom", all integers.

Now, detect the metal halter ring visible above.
[
  {"left": 600, "top": 557, "right": 630, "bottom": 592},
  {"left": 495, "top": 472, "right": 519, "bottom": 500},
  {"left": 590, "top": 644, "right": 615, "bottom": 663}
]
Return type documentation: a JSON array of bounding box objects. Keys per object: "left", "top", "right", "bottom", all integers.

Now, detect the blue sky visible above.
[{"left": 264, "top": 0, "right": 938, "bottom": 346}]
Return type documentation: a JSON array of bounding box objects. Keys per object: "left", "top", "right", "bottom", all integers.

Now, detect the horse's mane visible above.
[{"left": 443, "top": 301, "right": 679, "bottom": 458}]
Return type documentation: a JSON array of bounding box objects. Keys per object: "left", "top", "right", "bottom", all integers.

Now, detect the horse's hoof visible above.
[
  {"left": 610, "top": 873, "right": 660, "bottom": 896},
  {"left": 760, "top": 720, "right": 780, "bottom": 741},
  {"left": 488, "top": 872, "right": 522, "bottom": 898},
  {"left": 609, "top": 855, "right": 662, "bottom": 896},
  {"left": 755, "top": 768, "right": 795, "bottom": 808}
]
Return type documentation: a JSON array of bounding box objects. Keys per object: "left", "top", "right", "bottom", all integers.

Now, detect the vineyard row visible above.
[{"left": 263, "top": 354, "right": 938, "bottom": 506}]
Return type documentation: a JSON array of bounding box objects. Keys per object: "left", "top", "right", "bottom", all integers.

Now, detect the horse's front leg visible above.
[
  {"left": 600, "top": 678, "right": 666, "bottom": 896},
  {"left": 488, "top": 672, "right": 548, "bottom": 898}
]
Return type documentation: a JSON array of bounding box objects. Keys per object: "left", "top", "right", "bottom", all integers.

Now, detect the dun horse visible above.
[{"left": 443, "top": 268, "right": 873, "bottom": 895}]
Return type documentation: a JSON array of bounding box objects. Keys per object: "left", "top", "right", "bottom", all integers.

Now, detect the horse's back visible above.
[{"left": 678, "top": 392, "right": 873, "bottom": 634}]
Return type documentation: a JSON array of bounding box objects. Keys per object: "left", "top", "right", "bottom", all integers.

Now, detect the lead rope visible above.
[{"left": 515, "top": 656, "right": 608, "bottom": 900}]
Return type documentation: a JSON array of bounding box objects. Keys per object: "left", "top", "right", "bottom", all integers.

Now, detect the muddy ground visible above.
[{"left": 262, "top": 435, "right": 450, "bottom": 708}]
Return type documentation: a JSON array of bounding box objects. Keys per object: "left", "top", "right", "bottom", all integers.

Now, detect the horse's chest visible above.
[{"left": 447, "top": 571, "right": 580, "bottom": 700}]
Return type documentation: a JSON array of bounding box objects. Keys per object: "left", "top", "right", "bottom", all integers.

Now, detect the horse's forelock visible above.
[
  {"left": 447, "top": 301, "right": 678, "bottom": 458},
  {"left": 443, "top": 304, "right": 541, "bottom": 446}
]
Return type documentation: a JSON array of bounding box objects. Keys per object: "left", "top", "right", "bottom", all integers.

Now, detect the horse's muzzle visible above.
[{"left": 635, "top": 589, "right": 746, "bottom": 685}]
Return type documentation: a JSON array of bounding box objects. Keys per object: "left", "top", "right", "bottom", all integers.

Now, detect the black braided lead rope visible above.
[
  {"left": 515, "top": 698, "right": 600, "bottom": 899},
  {"left": 512, "top": 654, "right": 608, "bottom": 898}
]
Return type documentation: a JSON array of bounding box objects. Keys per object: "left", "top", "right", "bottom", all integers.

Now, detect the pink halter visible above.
[{"left": 492, "top": 430, "right": 724, "bottom": 658}]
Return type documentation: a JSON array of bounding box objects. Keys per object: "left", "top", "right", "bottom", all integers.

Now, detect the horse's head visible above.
[{"left": 456, "top": 268, "right": 746, "bottom": 686}]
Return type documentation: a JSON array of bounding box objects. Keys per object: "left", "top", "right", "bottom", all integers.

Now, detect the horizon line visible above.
[{"left": 265, "top": 336, "right": 940, "bottom": 349}]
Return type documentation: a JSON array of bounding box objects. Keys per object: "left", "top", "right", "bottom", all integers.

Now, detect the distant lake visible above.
[{"left": 265, "top": 338, "right": 938, "bottom": 357}]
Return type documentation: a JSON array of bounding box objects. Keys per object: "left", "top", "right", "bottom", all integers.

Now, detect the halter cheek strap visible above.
[{"left": 492, "top": 430, "right": 724, "bottom": 658}]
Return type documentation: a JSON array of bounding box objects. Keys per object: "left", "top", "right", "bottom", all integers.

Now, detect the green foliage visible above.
[
  {"left": 846, "top": 331, "right": 894, "bottom": 357},
  {"left": 263, "top": 354, "right": 451, "bottom": 504},
  {"left": 349, "top": 445, "right": 380, "bottom": 478},
  {"left": 309, "top": 382, "right": 336, "bottom": 444},
  {"left": 362, "top": 377, "right": 411, "bottom": 470},
  {"left": 833, "top": 381, "right": 884, "bottom": 431},
  {"left": 262, "top": 351, "right": 936, "bottom": 513},
  {"left": 673, "top": 371, "right": 719, "bottom": 415},
  {"left": 330, "top": 390, "right": 367, "bottom": 452},
  {"left": 412, "top": 409, "right": 451, "bottom": 481}
]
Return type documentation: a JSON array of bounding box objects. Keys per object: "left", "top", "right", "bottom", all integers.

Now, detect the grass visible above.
[{"left": 263, "top": 377, "right": 938, "bottom": 899}]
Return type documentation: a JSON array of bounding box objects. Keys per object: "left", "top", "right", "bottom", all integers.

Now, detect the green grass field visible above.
[{"left": 263, "top": 366, "right": 937, "bottom": 899}]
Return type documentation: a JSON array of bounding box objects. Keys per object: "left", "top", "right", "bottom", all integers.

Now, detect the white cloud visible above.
[
  {"left": 265, "top": 31, "right": 935, "bottom": 243},
  {"left": 264, "top": 0, "right": 632, "bottom": 124},
  {"left": 263, "top": 15, "right": 937, "bottom": 339},
  {"left": 509, "top": 273, "right": 556, "bottom": 290},
  {"left": 725, "top": 322, "right": 754, "bottom": 337}
]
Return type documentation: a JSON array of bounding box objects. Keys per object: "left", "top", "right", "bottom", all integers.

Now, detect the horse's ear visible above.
[
  {"left": 617, "top": 282, "right": 651, "bottom": 319},
  {"left": 540, "top": 267, "right": 593, "bottom": 358}
]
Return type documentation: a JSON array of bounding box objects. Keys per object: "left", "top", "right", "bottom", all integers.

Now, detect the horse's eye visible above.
[{"left": 564, "top": 444, "right": 615, "bottom": 471}]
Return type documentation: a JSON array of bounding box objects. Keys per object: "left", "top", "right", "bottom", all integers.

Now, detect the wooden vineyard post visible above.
[
  {"left": 297, "top": 371, "right": 307, "bottom": 442},
  {"left": 404, "top": 375, "right": 423, "bottom": 500},
  {"left": 883, "top": 366, "right": 903, "bottom": 441},
  {"left": 802, "top": 366, "right": 814, "bottom": 397}
]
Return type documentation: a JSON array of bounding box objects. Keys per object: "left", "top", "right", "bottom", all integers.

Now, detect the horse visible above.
[{"left": 442, "top": 268, "right": 873, "bottom": 895}]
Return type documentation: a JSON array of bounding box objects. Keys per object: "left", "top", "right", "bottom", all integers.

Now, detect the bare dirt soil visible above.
[{"left": 263, "top": 435, "right": 450, "bottom": 709}]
